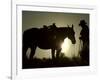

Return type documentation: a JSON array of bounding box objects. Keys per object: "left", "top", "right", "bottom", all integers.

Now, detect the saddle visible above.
[{"left": 43, "top": 23, "right": 57, "bottom": 30}]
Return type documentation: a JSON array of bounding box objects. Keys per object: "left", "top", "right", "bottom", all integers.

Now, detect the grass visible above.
[{"left": 23, "top": 54, "right": 89, "bottom": 69}]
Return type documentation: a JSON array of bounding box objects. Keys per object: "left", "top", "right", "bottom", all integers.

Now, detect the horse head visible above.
[{"left": 67, "top": 24, "right": 76, "bottom": 44}]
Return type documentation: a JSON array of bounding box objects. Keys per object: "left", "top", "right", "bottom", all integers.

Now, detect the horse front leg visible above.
[
  {"left": 56, "top": 48, "right": 61, "bottom": 59},
  {"left": 51, "top": 49, "right": 55, "bottom": 60}
]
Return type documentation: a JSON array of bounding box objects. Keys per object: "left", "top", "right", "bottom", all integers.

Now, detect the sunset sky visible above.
[{"left": 22, "top": 11, "right": 89, "bottom": 59}]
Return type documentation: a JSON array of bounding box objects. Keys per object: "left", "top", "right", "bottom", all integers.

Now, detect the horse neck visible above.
[
  {"left": 61, "top": 29, "right": 69, "bottom": 39},
  {"left": 66, "top": 29, "right": 72, "bottom": 39}
]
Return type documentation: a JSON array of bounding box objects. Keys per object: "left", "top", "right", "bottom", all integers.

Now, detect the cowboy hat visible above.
[{"left": 79, "top": 20, "right": 87, "bottom": 26}]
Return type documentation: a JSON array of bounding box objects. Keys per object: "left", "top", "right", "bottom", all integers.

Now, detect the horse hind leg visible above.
[
  {"left": 56, "top": 49, "right": 61, "bottom": 59},
  {"left": 22, "top": 44, "right": 28, "bottom": 68},
  {"left": 23, "top": 44, "right": 28, "bottom": 59},
  {"left": 30, "top": 45, "right": 36, "bottom": 60}
]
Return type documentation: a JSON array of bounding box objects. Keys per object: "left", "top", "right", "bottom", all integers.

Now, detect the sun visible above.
[{"left": 61, "top": 38, "right": 71, "bottom": 54}]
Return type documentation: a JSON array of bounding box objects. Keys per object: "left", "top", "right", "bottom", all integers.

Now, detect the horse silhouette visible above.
[{"left": 22, "top": 24, "right": 76, "bottom": 63}]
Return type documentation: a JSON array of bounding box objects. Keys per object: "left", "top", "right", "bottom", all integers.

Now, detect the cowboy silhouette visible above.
[
  {"left": 79, "top": 20, "right": 89, "bottom": 63},
  {"left": 79, "top": 20, "right": 89, "bottom": 46}
]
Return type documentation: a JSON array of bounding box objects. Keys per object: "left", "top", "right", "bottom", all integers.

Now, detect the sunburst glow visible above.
[{"left": 61, "top": 38, "right": 71, "bottom": 54}]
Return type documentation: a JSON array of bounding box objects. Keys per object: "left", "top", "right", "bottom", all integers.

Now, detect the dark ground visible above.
[{"left": 22, "top": 54, "right": 89, "bottom": 69}]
